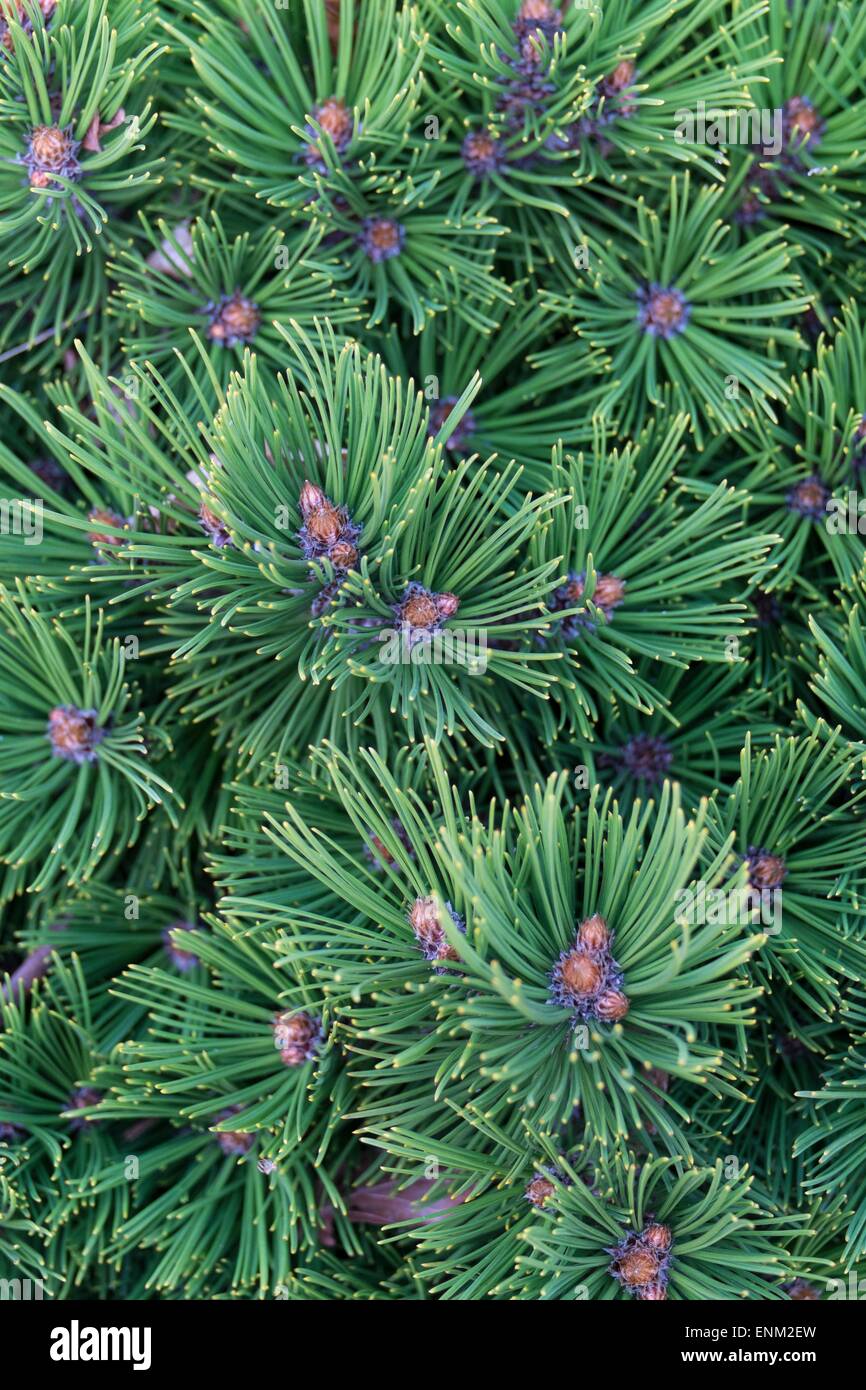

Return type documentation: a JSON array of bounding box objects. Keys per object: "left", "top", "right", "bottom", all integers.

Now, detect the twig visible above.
[{"left": 0, "top": 310, "right": 95, "bottom": 364}]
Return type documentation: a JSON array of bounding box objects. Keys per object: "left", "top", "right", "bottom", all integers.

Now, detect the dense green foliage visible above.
[{"left": 0, "top": 0, "right": 864, "bottom": 1302}]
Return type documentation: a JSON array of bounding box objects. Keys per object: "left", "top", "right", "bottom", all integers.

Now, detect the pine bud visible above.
[
  {"left": 551, "top": 918, "right": 628, "bottom": 1024},
  {"left": 786, "top": 474, "right": 829, "bottom": 519},
  {"left": 396, "top": 583, "right": 460, "bottom": 647},
  {"left": 524, "top": 1175, "right": 556, "bottom": 1208},
  {"left": 577, "top": 912, "right": 610, "bottom": 953},
  {"left": 299, "top": 480, "right": 327, "bottom": 517},
  {"left": 620, "top": 734, "right": 673, "bottom": 783},
  {"left": 462, "top": 130, "right": 505, "bottom": 176},
  {"left": 327, "top": 539, "right": 358, "bottom": 570},
  {"left": 637, "top": 283, "right": 691, "bottom": 338},
  {"left": 87, "top": 507, "right": 127, "bottom": 557},
  {"left": 313, "top": 97, "right": 352, "bottom": 146},
  {"left": 27, "top": 123, "right": 76, "bottom": 170},
  {"left": 435, "top": 591, "right": 460, "bottom": 619},
  {"left": 199, "top": 499, "right": 232, "bottom": 548},
  {"left": 604, "top": 60, "right": 636, "bottom": 93},
  {"left": 305, "top": 97, "right": 353, "bottom": 166},
  {"left": 402, "top": 588, "right": 439, "bottom": 629},
  {"left": 408, "top": 896, "right": 442, "bottom": 949},
  {"left": 549, "top": 570, "right": 626, "bottom": 636},
  {"left": 617, "top": 1247, "right": 659, "bottom": 1288},
  {"left": 272, "top": 1010, "right": 323, "bottom": 1066},
  {"left": 364, "top": 817, "right": 415, "bottom": 870},
  {"left": 207, "top": 292, "right": 260, "bottom": 346},
  {"left": 357, "top": 217, "right": 405, "bottom": 262},
  {"left": 786, "top": 1279, "right": 820, "bottom": 1300},
  {"left": 305, "top": 500, "right": 343, "bottom": 546},
  {"left": 297, "top": 482, "right": 360, "bottom": 570},
  {"left": 595, "top": 988, "right": 630, "bottom": 1022},
  {"left": 593, "top": 574, "right": 627, "bottom": 613},
  {"left": 746, "top": 846, "right": 787, "bottom": 891},
  {"left": 783, "top": 96, "right": 824, "bottom": 149},
  {"left": 435, "top": 943, "right": 460, "bottom": 964},
  {"left": 643, "top": 1222, "right": 672, "bottom": 1251},
  {"left": 213, "top": 1106, "right": 254, "bottom": 1156},
  {"left": 408, "top": 895, "right": 465, "bottom": 966},
  {"left": 47, "top": 706, "right": 106, "bottom": 764},
  {"left": 609, "top": 1221, "right": 673, "bottom": 1299},
  {"left": 559, "top": 950, "right": 603, "bottom": 998}
]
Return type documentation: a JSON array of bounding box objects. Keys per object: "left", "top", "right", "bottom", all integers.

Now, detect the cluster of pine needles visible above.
[{"left": 1, "top": 0, "right": 866, "bottom": 1301}]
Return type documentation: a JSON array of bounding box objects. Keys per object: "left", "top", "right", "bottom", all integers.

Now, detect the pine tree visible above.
[{"left": 1, "top": 0, "right": 864, "bottom": 1304}]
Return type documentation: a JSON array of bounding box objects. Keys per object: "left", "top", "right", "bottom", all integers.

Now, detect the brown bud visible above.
[
  {"left": 616, "top": 1247, "right": 660, "bottom": 1289},
  {"left": 328, "top": 540, "right": 358, "bottom": 570},
  {"left": 208, "top": 292, "right": 260, "bottom": 344},
  {"left": 313, "top": 97, "right": 352, "bottom": 145},
  {"left": 606, "top": 60, "right": 636, "bottom": 91},
  {"left": 299, "top": 480, "right": 326, "bottom": 517},
  {"left": 643, "top": 1222, "right": 672, "bottom": 1251},
  {"left": 639, "top": 1280, "right": 668, "bottom": 1301},
  {"left": 592, "top": 573, "right": 627, "bottom": 612},
  {"left": 87, "top": 507, "right": 125, "bottom": 549},
  {"left": 435, "top": 591, "right": 460, "bottom": 619},
  {"left": 595, "top": 988, "right": 630, "bottom": 1022},
  {"left": 559, "top": 950, "right": 603, "bottom": 998},
  {"left": 435, "top": 943, "right": 460, "bottom": 964},
  {"left": 214, "top": 1112, "right": 254, "bottom": 1156},
  {"left": 577, "top": 913, "right": 609, "bottom": 952},
  {"left": 408, "top": 896, "right": 443, "bottom": 949},
  {"left": 518, "top": 0, "right": 558, "bottom": 19},
  {"left": 401, "top": 590, "right": 440, "bottom": 630},
  {"left": 306, "top": 503, "right": 343, "bottom": 545},
  {"left": 787, "top": 1279, "right": 820, "bottom": 1301},
  {"left": 199, "top": 500, "right": 232, "bottom": 548},
  {"left": 748, "top": 851, "right": 786, "bottom": 891},
  {"left": 790, "top": 478, "right": 828, "bottom": 513},
  {"left": 29, "top": 124, "right": 74, "bottom": 169},
  {"left": 562, "top": 576, "right": 585, "bottom": 604},
  {"left": 273, "top": 1010, "right": 321, "bottom": 1066},
  {"left": 525, "top": 1175, "right": 556, "bottom": 1208},
  {"left": 369, "top": 833, "right": 395, "bottom": 866},
  {"left": 785, "top": 96, "right": 822, "bottom": 139}
]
